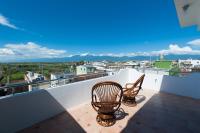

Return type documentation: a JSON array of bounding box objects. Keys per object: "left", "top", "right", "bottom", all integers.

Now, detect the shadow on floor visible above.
[
  {"left": 122, "top": 93, "right": 200, "bottom": 133},
  {"left": 114, "top": 95, "right": 145, "bottom": 123},
  {"left": 114, "top": 95, "right": 145, "bottom": 122},
  {"left": 16, "top": 90, "right": 85, "bottom": 133},
  {"left": 19, "top": 111, "right": 85, "bottom": 133},
  {"left": 115, "top": 108, "right": 129, "bottom": 120}
]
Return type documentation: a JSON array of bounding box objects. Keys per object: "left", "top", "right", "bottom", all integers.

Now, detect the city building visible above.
[
  {"left": 24, "top": 71, "right": 45, "bottom": 91},
  {"left": 123, "top": 61, "right": 139, "bottom": 68},
  {"left": 25, "top": 71, "right": 45, "bottom": 83},
  {"left": 159, "top": 53, "right": 164, "bottom": 60},
  {"left": 91, "top": 61, "right": 107, "bottom": 70},
  {"left": 50, "top": 72, "right": 75, "bottom": 87},
  {"left": 139, "top": 60, "right": 151, "bottom": 68},
  {"left": 76, "top": 65, "right": 96, "bottom": 75},
  {"left": 179, "top": 59, "right": 200, "bottom": 68}
]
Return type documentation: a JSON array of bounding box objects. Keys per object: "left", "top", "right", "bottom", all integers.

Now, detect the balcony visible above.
[
  {"left": 19, "top": 89, "right": 200, "bottom": 133},
  {"left": 0, "top": 69, "right": 200, "bottom": 133}
]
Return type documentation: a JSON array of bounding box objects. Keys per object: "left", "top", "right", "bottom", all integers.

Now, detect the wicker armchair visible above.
[
  {"left": 122, "top": 74, "right": 145, "bottom": 107},
  {"left": 91, "top": 81, "right": 123, "bottom": 127}
]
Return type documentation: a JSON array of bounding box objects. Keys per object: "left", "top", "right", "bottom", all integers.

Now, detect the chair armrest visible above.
[
  {"left": 125, "top": 83, "right": 135, "bottom": 88},
  {"left": 123, "top": 88, "right": 130, "bottom": 93}
]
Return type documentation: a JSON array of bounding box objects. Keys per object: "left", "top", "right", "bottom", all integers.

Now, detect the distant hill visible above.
[{"left": 3, "top": 54, "right": 200, "bottom": 62}]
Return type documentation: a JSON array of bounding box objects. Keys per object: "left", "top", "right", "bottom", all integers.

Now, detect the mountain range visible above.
[{"left": 7, "top": 54, "right": 200, "bottom": 62}]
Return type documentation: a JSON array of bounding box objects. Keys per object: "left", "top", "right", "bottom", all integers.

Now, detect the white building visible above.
[
  {"left": 25, "top": 71, "right": 45, "bottom": 83},
  {"left": 50, "top": 72, "right": 75, "bottom": 87},
  {"left": 76, "top": 65, "right": 96, "bottom": 75},
  {"left": 24, "top": 71, "right": 45, "bottom": 91},
  {"left": 179, "top": 59, "right": 200, "bottom": 68},
  {"left": 91, "top": 62, "right": 107, "bottom": 70},
  {"left": 140, "top": 60, "right": 151, "bottom": 68},
  {"left": 92, "top": 62, "right": 106, "bottom": 67},
  {"left": 123, "top": 61, "right": 139, "bottom": 68}
]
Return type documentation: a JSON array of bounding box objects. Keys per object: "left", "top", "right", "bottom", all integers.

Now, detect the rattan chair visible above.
[
  {"left": 122, "top": 74, "right": 145, "bottom": 107},
  {"left": 91, "top": 81, "right": 123, "bottom": 127}
]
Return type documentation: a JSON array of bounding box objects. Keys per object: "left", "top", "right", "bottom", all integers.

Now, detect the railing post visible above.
[
  {"left": 28, "top": 84, "right": 32, "bottom": 92},
  {"left": 12, "top": 87, "right": 15, "bottom": 95}
]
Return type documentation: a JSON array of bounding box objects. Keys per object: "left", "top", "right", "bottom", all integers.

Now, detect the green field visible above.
[
  {"left": 0, "top": 62, "right": 83, "bottom": 84},
  {"left": 154, "top": 61, "right": 172, "bottom": 69}
]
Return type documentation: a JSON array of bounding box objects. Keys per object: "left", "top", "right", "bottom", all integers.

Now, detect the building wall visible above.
[
  {"left": 87, "top": 67, "right": 95, "bottom": 73},
  {"left": 76, "top": 66, "right": 87, "bottom": 75},
  {"left": 179, "top": 59, "right": 200, "bottom": 68},
  {"left": 76, "top": 66, "right": 96, "bottom": 75}
]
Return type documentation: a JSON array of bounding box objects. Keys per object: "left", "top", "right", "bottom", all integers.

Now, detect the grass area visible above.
[
  {"left": 154, "top": 60, "right": 172, "bottom": 69},
  {"left": 11, "top": 72, "right": 24, "bottom": 81},
  {"left": 0, "top": 62, "right": 78, "bottom": 84},
  {"left": 0, "top": 72, "right": 24, "bottom": 83}
]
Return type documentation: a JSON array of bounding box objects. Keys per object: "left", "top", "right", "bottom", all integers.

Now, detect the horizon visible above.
[
  {"left": 1, "top": 54, "right": 200, "bottom": 63},
  {"left": 1, "top": 0, "right": 200, "bottom": 61}
]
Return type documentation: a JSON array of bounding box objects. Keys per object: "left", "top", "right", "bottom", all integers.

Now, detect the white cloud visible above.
[
  {"left": 0, "top": 48, "right": 15, "bottom": 55},
  {"left": 104, "top": 44, "right": 200, "bottom": 57},
  {"left": 1, "top": 42, "right": 200, "bottom": 61},
  {"left": 0, "top": 14, "right": 18, "bottom": 29},
  {"left": 0, "top": 42, "right": 67, "bottom": 60},
  {"left": 151, "top": 44, "right": 198, "bottom": 55},
  {"left": 79, "top": 44, "right": 200, "bottom": 57},
  {"left": 187, "top": 39, "right": 200, "bottom": 46}
]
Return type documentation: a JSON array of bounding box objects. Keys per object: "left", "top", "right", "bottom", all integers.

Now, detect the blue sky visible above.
[{"left": 0, "top": 0, "right": 200, "bottom": 60}]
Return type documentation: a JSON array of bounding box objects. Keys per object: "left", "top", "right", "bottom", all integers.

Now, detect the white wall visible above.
[
  {"left": 126, "top": 69, "right": 200, "bottom": 99},
  {"left": 125, "top": 69, "right": 163, "bottom": 91},
  {"left": 158, "top": 73, "right": 200, "bottom": 99},
  {"left": 0, "top": 69, "right": 129, "bottom": 133}
]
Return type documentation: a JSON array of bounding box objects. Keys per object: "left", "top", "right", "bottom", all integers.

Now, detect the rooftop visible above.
[
  {"left": 0, "top": 69, "right": 200, "bottom": 133},
  {"left": 77, "top": 65, "right": 96, "bottom": 68},
  {"left": 20, "top": 89, "right": 200, "bottom": 133}
]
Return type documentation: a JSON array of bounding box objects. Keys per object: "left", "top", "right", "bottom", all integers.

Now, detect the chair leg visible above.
[
  {"left": 122, "top": 96, "right": 137, "bottom": 107},
  {"left": 96, "top": 113, "right": 116, "bottom": 127}
]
